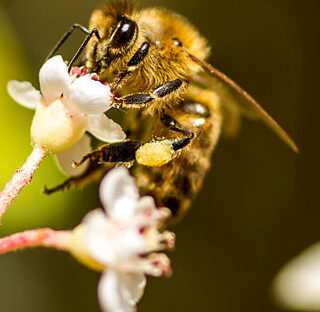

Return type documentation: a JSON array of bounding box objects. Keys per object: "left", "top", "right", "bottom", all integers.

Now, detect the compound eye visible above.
[{"left": 111, "top": 16, "right": 137, "bottom": 49}]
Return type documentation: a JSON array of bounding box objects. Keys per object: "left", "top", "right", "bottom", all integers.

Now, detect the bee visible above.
[{"left": 45, "top": 0, "right": 297, "bottom": 219}]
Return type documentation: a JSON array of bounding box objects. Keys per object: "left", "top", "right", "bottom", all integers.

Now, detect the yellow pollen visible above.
[{"left": 136, "top": 140, "right": 175, "bottom": 167}]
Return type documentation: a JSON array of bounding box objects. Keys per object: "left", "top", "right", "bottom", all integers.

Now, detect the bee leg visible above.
[
  {"left": 113, "top": 79, "right": 186, "bottom": 108},
  {"left": 134, "top": 121, "right": 193, "bottom": 167},
  {"left": 44, "top": 140, "right": 141, "bottom": 194},
  {"left": 73, "top": 141, "right": 141, "bottom": 168},
  {"left": 46, "top": 24, "right": 90, "bottom": 60},
  {"left": 171, "top": 137, "right": 193, "bottom": 151},
  {"left": 161, "top": 114, "right": 194, "bottom": 137},
  {"left": 72, "top": 115, "right": 193, "bottom": 170},
  {"left": 135, "top": 115, "right": 194, "bottom": 166},
  {"left": 161, "top": 114, "right": 194, "bottom": 151},
  {"left": 74, "top": 126, "right": 193, "bottom": 170},
  {"left": 111, "top": 42, "right": 150, "bottom": 91},
  {"left": 68, "top": 28, "right": 101, "bottom": 71},
  {"left": 43, "top": 161, "right": 105, "bottom": 194}
]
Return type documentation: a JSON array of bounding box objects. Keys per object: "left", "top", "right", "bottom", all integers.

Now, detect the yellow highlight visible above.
[
  {"left": 136, "top": 140, "right": 175, "bottom": 167},
  {"left": 69, "top": 226, "right": 104, "bottom": 272}
]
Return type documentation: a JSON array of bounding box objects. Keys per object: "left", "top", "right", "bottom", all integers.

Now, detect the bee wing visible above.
[{"left": 188, "top": 52, "right": 298, "bottom": 153}]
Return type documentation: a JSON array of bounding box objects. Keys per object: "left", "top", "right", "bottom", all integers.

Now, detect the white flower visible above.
[
  {"left": 71, "top": 168, "right": 175, "bottom": 312},
  {"left": 7, "top": 55, "right": 126, "bottom": 176},
  {"left": 273, "top": 242, "right": 320, "bottom": 311}
]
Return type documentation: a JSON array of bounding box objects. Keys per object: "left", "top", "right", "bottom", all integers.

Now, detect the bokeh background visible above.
[{"left": 0, "top": 0, "right": 317, "bottom": 311}]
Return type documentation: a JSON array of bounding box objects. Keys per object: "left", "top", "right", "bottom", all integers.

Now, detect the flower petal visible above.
[
  {"left": 83, "top": 209, "right": 115, "bottom": 265},
  {"left": 83, "top": 209, "right": 145, "bottom": 267},
  {"left": 66, "top": 75, "right": 112, "bottom": 114},
  {"left": 55, "top": 133, "right": 91, "bottom": 176},
  {"left": 39, "top": 55, "right": 71, "bottom": 102},
  {"left": 99, "top": 168, "right": 139, "bottom": 219},
  {"left": 137, "top": 197, "right": 171, "bottom": 225},
  {"left": 98, "top": 270, "right": 145, "bottom": 312},
  {"left": 111, "top": 227, "right": 146, "bottom": 263},
  {"left": 118, "top": 273, "right": 146, "bottom": 306},
  {"left": 273, "top": 242, "right": 320, "bottom": 311},
  {"left": 7, "top": 81, "right": 41, "bottom": 109},
  {"left": 136, "top": 196, "right": 157, "bottom": 219},
  {"left": 87, "top": 114, "right": 126, "bottom": 143}
]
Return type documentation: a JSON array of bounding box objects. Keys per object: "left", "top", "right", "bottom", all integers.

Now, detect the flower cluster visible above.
[
  {"left": 0, "top": 56, "right": 176, "bottom": 312},
  {"left": 0, "top": 55, "right": 126, "bottom": 217},
  {"left": 71, "top": 168, "right": 175, "bottom": 311},
  {"left": 8, "top": 55, "right": 125, "bottom": 175},
  {"left": 0, "top": 167, "right": 175, "bottom": 312}
]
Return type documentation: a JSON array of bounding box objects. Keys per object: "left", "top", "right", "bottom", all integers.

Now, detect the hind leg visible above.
[
  {"left": 44, "top": 161, "right": 106, "bottom": 194},
  {"left": 73, "top": 115, "right": 194, "bottom": 169}
]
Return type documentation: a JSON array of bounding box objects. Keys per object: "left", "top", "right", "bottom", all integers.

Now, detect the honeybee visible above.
[{"left": 45, "top": 0, "right": 297, "bottom": 219}]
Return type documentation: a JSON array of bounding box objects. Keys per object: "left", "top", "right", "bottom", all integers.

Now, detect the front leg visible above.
[
  {"left": 111, "top": 41, "right": 150, "bottom": 92},
  {"left": 113, "top": 79, "right": 185, "bottom": 108}
]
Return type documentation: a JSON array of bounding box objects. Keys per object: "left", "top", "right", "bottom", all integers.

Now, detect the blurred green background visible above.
[{"left": 0, "top": 0, "right": 316, "bottom": 311}]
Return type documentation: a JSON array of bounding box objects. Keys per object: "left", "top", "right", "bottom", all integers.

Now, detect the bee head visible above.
[{"left": 86, "top": 1, "right": 139, "bottom": 74}]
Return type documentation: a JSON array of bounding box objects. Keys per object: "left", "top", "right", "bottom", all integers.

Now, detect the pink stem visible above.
[
  {"left": 0, "top": 145, "right": 47, "bottom": 219},
  {"left": 0, "top": 228, "right": 71, "bottom": 255}
]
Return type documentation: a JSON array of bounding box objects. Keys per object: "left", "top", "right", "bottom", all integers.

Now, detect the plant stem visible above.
[
  {"left": 0, "top": 145, "right": 47, "bottom": 220},
  {"left": 0, "top": 228, "right": 71, "bottom": 255}
]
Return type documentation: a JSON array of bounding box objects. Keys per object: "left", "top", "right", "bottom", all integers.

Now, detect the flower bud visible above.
[{"left": 31, "top": 100, "right": 87, "bottom": 154}]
